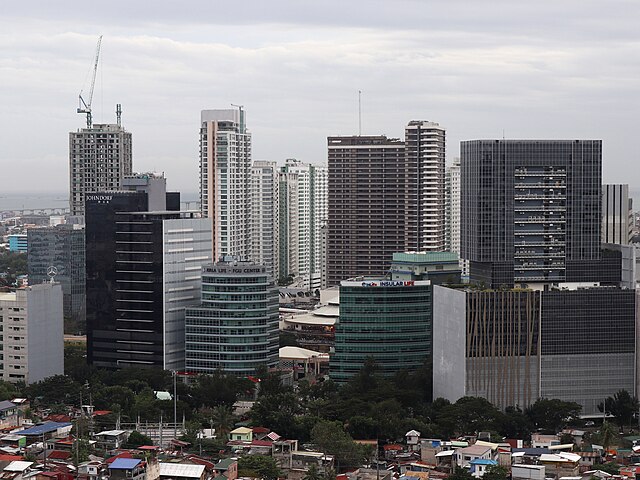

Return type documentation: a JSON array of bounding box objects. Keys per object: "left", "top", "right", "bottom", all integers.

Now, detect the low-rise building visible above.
[
  {"left": 159, "top": 463, "right": 206, "bottom": 480},
  {"left": 455, "top": 445, "right": 494, "bottom": 469}
]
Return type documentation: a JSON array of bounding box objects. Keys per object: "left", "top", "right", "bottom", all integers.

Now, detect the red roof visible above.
[
  {"left": 251, "top": 440, "right": 273, "bottom": 447},
  {"left": 106, "top": 452, "right": 133, "bottom": 464},
  {"left": 48, "top": 451, "right": 72, "bottom": 460},
  {"left": 252, "top": 427, "right": 270, "bottom": 434},
  {"left": 92, "top": 410, "right": 112, "bottom": 417},
  {"left": 0, "top": 455, "right": 23, "bottom": 461},
  {"left": 137, "top": 446, "right": 159, "bottom": 451},
  {"left": 383, "top": 444, "right": 404, "bottom": 451},
  {"left": 185, "top": 456, "right": 215, "bottom": 470},
  {"left": 46, "top": 414, "right": 72, "bottom": 423}
]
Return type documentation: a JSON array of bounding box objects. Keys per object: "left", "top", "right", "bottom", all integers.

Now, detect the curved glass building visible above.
[{"left": 185, "top": 258, "right": 279, "bottom": 376}]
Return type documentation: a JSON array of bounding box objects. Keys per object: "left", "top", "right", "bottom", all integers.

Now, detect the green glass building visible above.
[{"left": 330, "top": 279, "right": 432, "bottom": 382}]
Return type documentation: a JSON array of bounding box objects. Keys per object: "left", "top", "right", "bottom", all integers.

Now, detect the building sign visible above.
[
  {"left": 361, "top": 280, "right": 415, "bottom": 287},
  {"left": 86, "top": 194, "right": 113, "bottom": 203}
]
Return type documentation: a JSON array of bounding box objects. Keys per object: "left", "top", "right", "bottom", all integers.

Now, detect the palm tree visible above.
[
  {"left": 209, "top": 405, "right": 235, "bottom": 441},
  {"left": 303, "top": 464, "right": 322, "bottom": 480}
]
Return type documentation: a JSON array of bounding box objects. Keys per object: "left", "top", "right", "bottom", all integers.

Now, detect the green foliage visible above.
[
  {"left": 238, "top": 455, "right": 281, "bottom": 480},
  {"left": 311, "top": 420, "right": 369, "bottom": 470},
  {"left": 0, "top": 251, "right": 27, "bottom": 285},
  {"left": 482, "top": 465, "right": 509, "bottom": 480},
  {"left": 206, "top": 405, "right": 235, "bottom": 441},
  {"left": 0, "top": 380, "right": 22, "bottom": 402},
  {"left": 437, "top": 397, "right": 503, "bottom": 437},
  {"left": 525, "top": 398, "right": 582, "bottom": 433},
  {"left": 125, "top": 431, "right": 154, "bottom": 448},
  {"left": 72, "top": 438, "right": 93, "bottom": 464},
  {"left": 448, "top": 468, "right": 474, "bottom": 480},
  {"left": 599, "top": 390, "right": 639, "bottom": 430},
  {"left": 26, "top": 375, "right": 82, "bottom": 406},
  {"left": 597, "top": 462, "right": 621, "bottom": 475}
]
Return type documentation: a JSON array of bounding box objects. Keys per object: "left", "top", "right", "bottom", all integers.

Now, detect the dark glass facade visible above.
[
  {"left": 330, "top": 280, "right": 432, "bottom": 382},
  {"left": 461, "top": 140, "right": 602, "bottom": 287},
  {"left": 27, "top": 225, "right": 86, "bottom": 330},
  {"left": 85, "top": 192, "right": 149, "bottom": 367}
]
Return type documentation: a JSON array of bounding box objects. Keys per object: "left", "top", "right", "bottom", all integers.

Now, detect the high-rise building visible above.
[
  {"left": 0, "top": 283, "right": 64, "bottom": 384},
  {"left": 86, "top": 175, "right": 212, "bottom": 369},
  {"left": 327, "top": 121, "right": 446, "bottom": 286},
  {"left": 327, "top": 136, "right": 407, "bottom": 286},
  {"left": 278, "top": 159, "right": 328, "bottom": 288},
  {"left": 330, "top": 278, "right": 432, "bottom": 383},
  {"left": 251, "top": 161, "right": 279, "bottom": 280},
  {"left": 27, "top": 224, "right": 86, "bottom": 330},
  {"left": 602, "top": 184, "right": 633, "bottom": 245},
  {"left": 446, "top": 158, "right": 468, "bottom": 278},
  {"left": 461, "top": 140, "right": 602, "bottom": 287},
  {"left": 405, "top": 121, "right": 446, "bottom": 252},
  {"left": 184, "top": 259, "right": 279, "bottom": 376},
  {"left": 199, "top": 109, "right": 252, "bottom": 259},
  {"left": 69, "top": 123, "right": 133, "bottom": 217}
]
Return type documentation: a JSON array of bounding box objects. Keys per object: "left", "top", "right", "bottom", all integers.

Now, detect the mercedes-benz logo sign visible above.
[{"left": 47, "top": 266, "right": 58, "bottom": 277}]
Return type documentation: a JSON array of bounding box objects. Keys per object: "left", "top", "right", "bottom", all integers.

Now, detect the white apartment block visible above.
[
  {"left": 446, "top": 158, "right": 469, "bottom": 278},
  {"left": 278, "top": 159, "right": 328, "bottom": 289},
  {"left": 199, "top": 109, "right": 252, "bottom": 260},
  {"left": 0, "top": 283, "right": 64, "bottom": 384},
  {"left": 251, "top": 161, "right": 279, "bottom": 280},
  {"left": 406, "top": 121, "right": 446, "bottom": 252},
  {"left": 69, "top": 123, "right": 132, "bottom": 217}
]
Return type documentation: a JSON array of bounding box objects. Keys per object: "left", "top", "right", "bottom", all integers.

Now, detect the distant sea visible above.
[{"left": 0, "top": 192, "right": 200, "bottom": 212}]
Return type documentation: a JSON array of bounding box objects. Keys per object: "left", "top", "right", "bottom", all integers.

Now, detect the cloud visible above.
[{"left": 0, "top": 1, "right": 639, "bottom": 198}]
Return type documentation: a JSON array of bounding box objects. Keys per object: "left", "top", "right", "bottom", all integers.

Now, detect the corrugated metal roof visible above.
[
  {"left": 109, "top": 458, "right": 142, "bottom": 470},
  {"left": 159, "top": 463, "right": 205, "bottom": 478},
  {"left": 14, "top": 422, "right": 71, "bottom": 436}
]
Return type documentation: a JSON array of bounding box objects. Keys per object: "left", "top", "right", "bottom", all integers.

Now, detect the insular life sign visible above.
[{"left": 360, "top": 280, "right": 415, "bottom": 287}]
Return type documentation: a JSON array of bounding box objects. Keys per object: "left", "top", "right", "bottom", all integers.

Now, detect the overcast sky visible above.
[{"left": 1, "top": 1, "right": 639, "bottom": 195}]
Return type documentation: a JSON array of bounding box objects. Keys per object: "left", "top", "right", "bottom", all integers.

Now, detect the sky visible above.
[{"left": 1, "top": 1, "right": 640, "bottom": 195}]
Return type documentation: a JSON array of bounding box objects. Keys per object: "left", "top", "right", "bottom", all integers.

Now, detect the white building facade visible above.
[
  {"left": 0, "top": 283, "right": 64, "bottom": 384},
  {"left": 278, "top": 159, "right": 328, "bottom": 289},
  {"left": 199, "top": 109, "right": 252, "bottom": 260},
  {"left": 251, "top": 161, "right": 279, "bottom": 280}
]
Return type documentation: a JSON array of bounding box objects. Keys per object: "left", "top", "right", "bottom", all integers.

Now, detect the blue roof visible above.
[
  {"left": 470, "top": 459, "right": 498, "bottom": 465},
  {"left": 14, "top": 422, "right": 72, "bottom": 436},
  {"left": 110, "top": 458, "right": 142, "bottom": 470}
]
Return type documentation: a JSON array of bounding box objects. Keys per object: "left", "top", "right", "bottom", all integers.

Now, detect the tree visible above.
[
  {"left": 311, "top": 420, "right": 368, "bottom": 471},
  {"left": 303, "top": 464, "right": 322, "bottom": 480},
  {"left": 238, "top": 455, "right": 281, "bottom": 480},
  {"left": 436, "top": 397, "right": 504, "bottom": 436},
  {"left": 208, "top": 405, "right": 235, "bottom": 441},
  {"left": 525, "top": 398, "right": 582, "bottom": 433},
  {"left": 448, "top": 468, "right": 474, "bottom": 480},
  {"left": 599, "top": 390, "right": 639, "bottom": 431},
  {"left": 483, "top": 465, "right": 509, "bottom": 480},
  {"left": 125, "top": 431, "right": 154, "bottom": 448}
]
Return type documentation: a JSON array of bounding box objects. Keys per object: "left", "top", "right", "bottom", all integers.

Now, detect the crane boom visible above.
[{"left": 77, "top": 35, "right": 103, "bottom": 128}]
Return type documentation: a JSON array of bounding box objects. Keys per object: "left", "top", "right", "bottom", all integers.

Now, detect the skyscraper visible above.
[
  {"left": 278, "top": 159, "right": 328, "bottom": 288},
  {"left": 327, "top": 136, "right": 407, "bottom": 286},
  {"left": 327, "top": 121, "right": 446, "bottom": 286},
  {"left": 69, "top": 123, "right": 132, "bottom": 217},
  {"left": 199, "top": 109, "right": 252, "bottom": 260},
  {"left": 461, "top": 140, "right": 602, "bottom": 287},
  {"left": 405, "top": 121, "right": 446, "bottom": 252},
  {"left": 251, "top": 161, "right": 279, "bottom": 280},
  {"left": 85, "top": 174, "right": 212, "bottom": 369}
]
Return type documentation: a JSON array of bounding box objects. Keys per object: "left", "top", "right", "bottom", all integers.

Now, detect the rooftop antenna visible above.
[
  {"left": 77, "top": 35, "right": 103, "bottom": 128},
  {"left": 116, "top": 103, "right": 122, "bottom": 127},
  {"left": 358, "top": 90, "right": 362, "bottom": 136}
]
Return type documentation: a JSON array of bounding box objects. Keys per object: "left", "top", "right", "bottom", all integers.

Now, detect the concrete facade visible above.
[{"left": 0, "top": 283, "right": 64, "bottom": 384}]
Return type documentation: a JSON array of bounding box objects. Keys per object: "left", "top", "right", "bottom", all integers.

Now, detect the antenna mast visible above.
[
  {"left": 358, "top": 90, "right": 362, "bottom": 136},
  {"left": 77, "top": 35, "right": 103, "bottom": 128}
]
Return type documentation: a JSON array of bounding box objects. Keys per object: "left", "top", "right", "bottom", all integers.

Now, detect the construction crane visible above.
[{"left": 77, "top": 35, "right": 103, "bottom": 128}]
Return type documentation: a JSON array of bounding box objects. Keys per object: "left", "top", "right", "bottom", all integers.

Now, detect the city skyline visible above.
[{"left": 2, "top": 1, "right": 640, "bottom": 195}]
